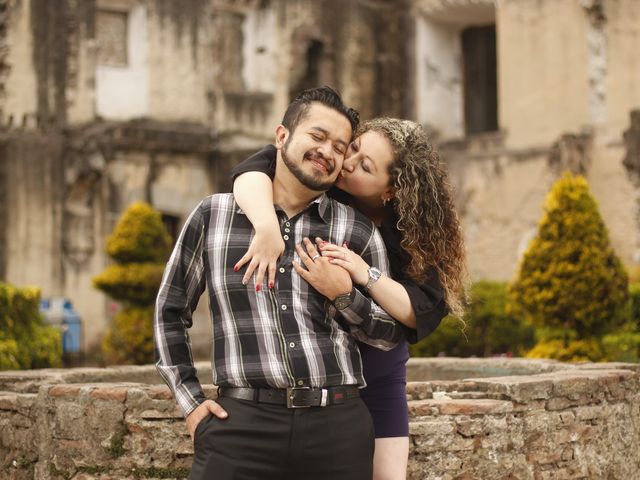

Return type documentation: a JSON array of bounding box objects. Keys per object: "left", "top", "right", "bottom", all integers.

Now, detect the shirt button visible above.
[
  {"left": 279, "top": 267, "right": 285, "bottom": 273},
  {"left": 284, "top": 228, "right": 290, "bottom": 233},
  {"left": 286, "top": 222, "right": 291, "bottom": 227},
  {"left": 289, "top": 342, "right": 295, "bottom": 348},
  {"left": 297, "top": 380, "right": 304, "bottom": 386},
  {"left": 281, "top": 305, "right": 287, "bottom": 311},
  {"left": 283, "top": 235, "right": 289, "bottom": 240}
]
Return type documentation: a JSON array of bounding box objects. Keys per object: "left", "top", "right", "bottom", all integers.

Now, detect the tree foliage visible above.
[
  {"left": 508, "top": 173, "right": 629, "bottom": 360},
  {"left": 94, "top": 202, "right": 171, "bottom": 365}
]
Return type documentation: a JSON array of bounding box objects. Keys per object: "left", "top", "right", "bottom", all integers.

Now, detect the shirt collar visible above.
[{"left": 236, "top": 192, "right": 333, "bottom": 224}]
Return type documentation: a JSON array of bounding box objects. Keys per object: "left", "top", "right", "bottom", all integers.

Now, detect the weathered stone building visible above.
[
  {"left": 412, "top": 0, "right": 640, "bottom": 279},
  {"left": 0, "top": 0, "right": 410, "bottom": 354},
  {"left": 1, "top": 0, "right": 639, "bottom": 355}
]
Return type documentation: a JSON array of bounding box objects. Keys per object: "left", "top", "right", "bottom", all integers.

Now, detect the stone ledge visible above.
[{"left": 409, "top": 398, "right": 513, "bottom": 416}]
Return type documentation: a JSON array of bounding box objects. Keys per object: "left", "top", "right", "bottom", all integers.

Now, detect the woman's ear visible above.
[
  {"left": 275, "top": 125, "right": 289, "bottom": 149},
  {"left": 381, "top": 187, "right": 396, "bottom": 203}
]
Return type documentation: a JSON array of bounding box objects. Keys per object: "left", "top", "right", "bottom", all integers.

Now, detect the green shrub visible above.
[
  {"left": 94, "top": 202, "right": 171, "bottom": 365},
  {"left": 602, "top": 321, "right": 640, "bottom": 363},
  {"left": 0, "top": 283, "right": 63, "bottom": 370},
  {"left": 93, "top": 263, "right": 165, "bottom": 305},
  {"left": 526, "top": 338, "right": 603, "bottom": 362},
  {"left": 106, "top": 202, "right": 172, "bottom": 263},
  {"left": 629, "top": 282, "right": 640, "bottom": 329},
  {"left": 0, "top": 337, "right": 20, "bottom": 370},
  {"left": 101, "top": 307, "right": 154, "bottom": 365},
  {"left": 410, "top": 281, "right": 535, "bottom": 357},
  {"left": 508, "top": 173, "right": 628, "bottom": 360}
]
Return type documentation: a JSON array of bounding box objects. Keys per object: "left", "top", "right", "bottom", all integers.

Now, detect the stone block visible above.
[
  {"left": 89, "top": 386, "right": 128, "bottom": 402},
  {"left": 408, "top": 400, "right": 439, "bottom": 416},
  {"left": 48, "top": 385, "right": 82, "bottom": 398},
  {"left": 527, "top": 449, "right": 561, "bottom": 465},
  {"left": 436, "top": 399, "right": 513, "bottom": 416}
]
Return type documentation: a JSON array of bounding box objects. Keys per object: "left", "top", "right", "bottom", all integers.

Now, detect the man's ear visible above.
[{"left": 275, "top": 125, "right": 289, "bottom": 149}]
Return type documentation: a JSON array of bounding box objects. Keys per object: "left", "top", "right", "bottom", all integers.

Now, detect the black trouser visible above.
[{"left": 189, "top": 395, "right": 375, "bottom": 480}]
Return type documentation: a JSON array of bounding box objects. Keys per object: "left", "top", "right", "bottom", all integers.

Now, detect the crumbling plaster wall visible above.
[
  {"left": 446, "top": 0, "right": 638, "bottom": 280},
  {"left": 498, "top": 0, "right": 591, "bottom": 150},
  {"left": 3, "top": 0, "right": 38, "bottom": 127}
]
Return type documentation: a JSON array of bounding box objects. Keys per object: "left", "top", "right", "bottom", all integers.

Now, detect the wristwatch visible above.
[
  {"left": 364, "top": 267, "right": 382, "bottom": 293},
  {"left": 333, "top": 288, "right": 355, "bottom": 311}
]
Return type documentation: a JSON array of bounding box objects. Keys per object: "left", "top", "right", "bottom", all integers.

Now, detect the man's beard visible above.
[{"left": 281, "top": 138, "right": 334, "bottom": 191}]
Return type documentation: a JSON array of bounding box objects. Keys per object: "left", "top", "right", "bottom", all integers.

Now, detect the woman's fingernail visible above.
[
  {"left": 256, "top": 284, "right": 261, "bottom": 292},
  {"left": 233, "top": 265, "right": 239, "bottom": 272},
  {"left": 242, "top": 279, "right": 247, "bottom": 285},
  {"left": 343, "top": 241, "right": 349, "bottom": 247},
  {"left": 269, "top": 282, "right": 274, "bottom": 289}
]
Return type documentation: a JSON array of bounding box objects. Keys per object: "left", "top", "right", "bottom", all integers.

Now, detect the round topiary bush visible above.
[
  {"left": 94, "top": 202, "right": 172, "bottom": 365},
  {"left": 508, "top": 173, "right": 629, "bottom": 360}
]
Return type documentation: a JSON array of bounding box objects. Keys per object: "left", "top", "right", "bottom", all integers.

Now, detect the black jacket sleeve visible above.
[
  {"left": 230, "top": 144, "right": 277, "bottom": 182},
  {"left": 397, "top": 266, "right": 449, "bottom": 344}
]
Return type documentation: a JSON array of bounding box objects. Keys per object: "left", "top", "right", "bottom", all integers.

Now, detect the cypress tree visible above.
[{"left": 508, "top": 173, "right": 628, "bottom": 359}]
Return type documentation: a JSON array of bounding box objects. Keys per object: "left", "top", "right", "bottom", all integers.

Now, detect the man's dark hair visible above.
[{"left": 281, "top": 86, "right": 360, "bottom": 134}]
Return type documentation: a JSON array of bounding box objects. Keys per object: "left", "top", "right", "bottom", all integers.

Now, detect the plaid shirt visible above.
[{"left": 154, "top": 193, "right": 402, "bottom": 417}]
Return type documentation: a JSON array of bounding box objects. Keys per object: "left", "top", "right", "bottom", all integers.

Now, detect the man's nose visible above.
[{"left": 317, "top": 141, "right": 333, "bottom": 160}]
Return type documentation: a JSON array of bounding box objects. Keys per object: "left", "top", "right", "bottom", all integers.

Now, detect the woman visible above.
[{"left": 231, "top": 117, "right": 467, "bottom": 480}]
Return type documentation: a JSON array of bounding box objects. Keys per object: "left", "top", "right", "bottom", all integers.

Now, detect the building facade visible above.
[{"left": 1, "top": 0, "right": 639, "bottom": 355}]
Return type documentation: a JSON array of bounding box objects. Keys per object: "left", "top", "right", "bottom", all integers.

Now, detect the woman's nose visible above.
[{"left": 343, "top": 156, "right": 357, "bottom": 172}]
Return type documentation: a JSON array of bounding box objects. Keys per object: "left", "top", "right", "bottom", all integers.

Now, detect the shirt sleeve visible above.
[
  {"left": 229, "top": 144, "right": 277, "bottom": 182},
  {"left": 154, "top": 202, "right": 207, "bottom": 417},
  {"left": 338, "top": 227, "right": 404, "bottom": 351},
  {"left": 397, "top": 267, "right": 449, "bottom": 344}
]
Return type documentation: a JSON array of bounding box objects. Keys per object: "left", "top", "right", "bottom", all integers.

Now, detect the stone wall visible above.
[{"left": 1, "top": 358, "right": 639, "bottom": 479}]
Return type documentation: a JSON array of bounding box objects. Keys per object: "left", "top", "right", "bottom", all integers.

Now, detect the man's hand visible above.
[
  {"left": 293, "top": 238, "right": 352, "bottom": 300},
  {"left": 186, "top": 400, "right": 228, "bottom": 440}
]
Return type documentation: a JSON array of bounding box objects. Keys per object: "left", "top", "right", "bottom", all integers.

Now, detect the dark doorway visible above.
[
  {"left": 290, "top": 40, "right": 325, "bottom": 100},
  {"left": 462, "top": 25, "right": 498, "bottom": 135},
  {"left": 161, "top": 213, "right": 181, "bottom": 246}
]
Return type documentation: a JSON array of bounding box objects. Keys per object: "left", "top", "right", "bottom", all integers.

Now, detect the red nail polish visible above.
[
  {"left": 233, "top": 265, "right": 238, "bottom": 272},
  {"left": 256, "top": 285, "right": 261, "bottom": 292},
  {"left": 269, "top": 282, "right": 274, "bottom": 289},
  {"left": 343, "top": 241, "right": 349, "bottom": 247}
]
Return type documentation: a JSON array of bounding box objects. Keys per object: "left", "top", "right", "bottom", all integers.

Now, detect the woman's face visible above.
[{"left": 335, "top": 130, "right": 395, "bottom": 206}]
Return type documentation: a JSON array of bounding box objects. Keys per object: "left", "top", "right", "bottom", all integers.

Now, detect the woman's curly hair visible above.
[{"left": 358, "top": 118, "right": 468, "bottom": 317}]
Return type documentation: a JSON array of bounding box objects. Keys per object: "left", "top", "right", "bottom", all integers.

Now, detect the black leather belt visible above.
[{"left": 219, "top": 386, "right": 360, "bottom": 408}]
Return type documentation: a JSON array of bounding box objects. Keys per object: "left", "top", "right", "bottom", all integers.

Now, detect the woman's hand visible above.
[
  {"left": 316, "top": 237, "right": 370, "bottom": 287},
  {"left": 293, "top": 238, "right": 352, "bottom": 300},
  {"left": 234, "top": 223, "right": 285, "bottom": 291}
]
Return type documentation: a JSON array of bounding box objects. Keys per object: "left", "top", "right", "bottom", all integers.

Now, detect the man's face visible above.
[{"left": 277, "top": 103, "right": 352, "bottom": 191}]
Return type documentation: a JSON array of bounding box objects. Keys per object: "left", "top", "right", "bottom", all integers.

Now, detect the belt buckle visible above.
[{"left": 286, "top": 386, "right": 311, "bottom": 408}]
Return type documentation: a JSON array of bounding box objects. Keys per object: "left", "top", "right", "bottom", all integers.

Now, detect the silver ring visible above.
[{"left": 311, "top": 254, "right": 321, "bottom": 261}]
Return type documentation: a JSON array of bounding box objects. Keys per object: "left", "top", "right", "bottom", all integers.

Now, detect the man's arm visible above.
[
  {"left": 338, "top": 227, "right": 404, "bottom": 350},
  {"left": 154, "top": 202, "right": 208, "bottom": 417}
]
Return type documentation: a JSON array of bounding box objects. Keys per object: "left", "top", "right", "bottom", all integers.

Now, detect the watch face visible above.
[
  {"left": 334, "top": 293, "right": 353, "bottom": 310},
  {"left": 369, "top": 267, "right": 382, "bottom": 280}
]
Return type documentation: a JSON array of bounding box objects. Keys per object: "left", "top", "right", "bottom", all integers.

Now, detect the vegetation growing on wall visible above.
[{"left": 94, "top": 202, "right": 171, "bottom": 365}]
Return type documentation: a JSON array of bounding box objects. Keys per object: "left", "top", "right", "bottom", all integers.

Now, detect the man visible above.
[{"left": 154, "top": 86, "right": 402, "bottom": 480}]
